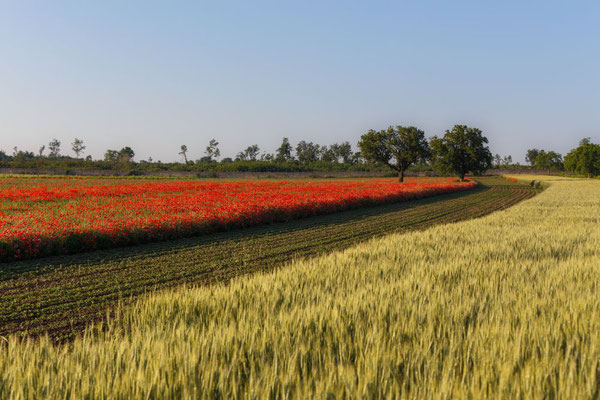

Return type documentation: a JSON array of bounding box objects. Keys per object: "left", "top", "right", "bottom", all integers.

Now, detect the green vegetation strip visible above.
[{"left": 0, "top": 177, "right": 537, "bottom": 340}]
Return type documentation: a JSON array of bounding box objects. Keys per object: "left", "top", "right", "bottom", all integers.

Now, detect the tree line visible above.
[
  {"left": 0, "top": 138, "right": 359, "bottom": 164},
  {"left": 360, "top": 127, "right": 600, "bottom": 180},
  {"left": 1, "top": 130, "right": 599, "bottom": 178},
  {"left": 178, "top": 138, "right": 358, "bottom": 164},
  {"left": 523, "top": 138, "right": 600, "bottom": 178},
  {"left": 0, "top": 137, "right": 372, "bottom": 173}
]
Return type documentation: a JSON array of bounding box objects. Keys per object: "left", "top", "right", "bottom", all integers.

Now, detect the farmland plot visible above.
[
  {"left": 0, "top": 177, "right": 534, "bottom": 340},
  {"left": 0, "top": 177, "right": 475, "bottom": 261},
  {"left": 1, "top": 177, "right": 598, "bottom": 399}
]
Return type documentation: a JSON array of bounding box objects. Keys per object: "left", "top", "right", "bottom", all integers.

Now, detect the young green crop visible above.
[
  {"left": 1, "top": 176, "right": 599, "bottom": 398},
  {"left": 0, "top": 178, "right": 533, "bottom": 340}
]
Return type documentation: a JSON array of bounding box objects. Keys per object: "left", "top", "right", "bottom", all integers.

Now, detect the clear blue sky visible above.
[{"left": 1, "top": 0, "right": 598, "bottom": 163}]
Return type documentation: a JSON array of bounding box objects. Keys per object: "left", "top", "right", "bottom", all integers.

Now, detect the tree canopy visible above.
[
  {"left": 236, "top": 145, "right": 260, "bottom": 161},
  {"left": 525, "top": 149, "right": 540, "bottom": 166},
  {"left": 48, "top": 139, "right": 61, "bottom": 158},
  {"left": 429, "top": 125, "right": 492, "bottom": 180},
  {"left": 564, "top": 138, "right": 600, "bottom": 178},
  {"left": 71, "top": 138, "right": 86, "bottom": 158},
  {"left": 534, "top": 150, "right": 563, "bottom": 173},
  {"left": 204, "top": 139, "right": 220, "bottom": 162},
  {"left": 295, "top": 141, "right": 322, "bottom": 164},
  {"left": 275, "top": 138, "right": 293, "bottom": 162},
  {"left": 358, "top": 126, "right": 429, "bottom": 182}
]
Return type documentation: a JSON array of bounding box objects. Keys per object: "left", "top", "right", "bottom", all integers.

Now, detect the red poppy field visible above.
[{"left": 0, "top": 176, "right": 476, "bottom": 262}]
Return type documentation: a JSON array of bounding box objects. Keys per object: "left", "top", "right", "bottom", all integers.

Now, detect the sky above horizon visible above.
[{"left": 1, "top": 1, "right": 599, "bottom": 163}]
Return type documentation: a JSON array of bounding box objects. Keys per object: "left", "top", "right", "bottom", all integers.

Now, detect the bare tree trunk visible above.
[{"left": 398, "top": 169, "right": 405, "bottom": 183}]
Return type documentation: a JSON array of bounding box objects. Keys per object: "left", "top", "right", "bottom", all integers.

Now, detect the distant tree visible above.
[
  {"left": 13, "top": 149, "right": 35, "bottom": 162},
  {"left": 179, "top": 145, "right": 189, "bottom": 164},
  {"left": 534, "top": 150, "right": 563, "bottom": 173},
  {"left": 493, "top": 154, "right": 502, "bottom": 167},
  {"left": 352, "top": 151, "right": 364, "bottom": 164},
  {"left": 525, "top": 149, "right": 540, "bottom": 166},
  {"left": 429, "top": 125, "right": 492, "bottom": 180},
  {"left": 48, "top": 139, "right": 61, "bottom": 158},
  {"left": 358, "top": 125, "right": 429, "bottom": 182},
  {"left": 318, "top": 142, "right": 354, "bottom": 163},
  {"left": 260, "top": 152, "right": 274, "bottom": 162},
  {"left": 320, "top": 145, "right": 337, "bottom": 162},
  {"left": 118, "top": 147, "right": 135, "bottom": 162},
  {"left": 220, "top": 157, "right": 233, "bottom": 163},
  {"left": 337, "top": 141, "right": 354, "bottom": 163},
  {"left": 38, "top": 145, "right": 45, "bottom": 157},
  {"left": 12, "top": 147, "right": 18, "bottom": 157},
  {"left": 247, "top": 144, "right": 260, "bottom": 161},
  {"left": 104, "top": 149, "right": 119, "bottom": 162},
  {"left": 205, "top": 139, "right": 220, "bottom": 161},
  {"left": 237, "top": 144, "right": 260, "bottom": 161},
  {"left": 0, "top": 150, "right": 10, "bottom": 161},
  {"left": 493, "top": 154, "right": 513, "bottom": 167},
  {"left": 275, "top": 137, "right": 294, "bottom": 162},
  {"left": 295, "top": 141, "right": 322, "bottom": 164},
  {"left": 71, "top": 138, "right": 86, "bottom": 158},
  {"left": 564, "top": 138, "right": 600, "bottom": 178},
  {"left": 104, "top": 147, "right": 134, "bottom": 165},
  {"left": 85, "top": 155, "right": 92, "bottom": 161}
]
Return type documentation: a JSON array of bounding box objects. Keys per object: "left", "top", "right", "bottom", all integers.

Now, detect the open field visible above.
[
  {"left": 0, "top": 177, "right": 597, "bottom": 398},
  {"left": 0, "top": 177, "right": 534, "bottom": 341},
  {"left": 0, "top": 176, "right": 474, "bottom": 262}
]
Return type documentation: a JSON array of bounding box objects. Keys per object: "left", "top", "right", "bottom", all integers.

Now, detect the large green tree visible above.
[
  {"left": 564, "top": 138, "right": 600, "bottom": 178},
  {"left": 429, "top": 125, "right": 492, "bottom": 180},
  {"left": 358, "top": 125, "right": 429, "bottom": 182},
  {"left": 525, "top": 149, "right": 540, "bottom": 166},
  {"left": 534, "top": 150, "right": 563, "bottom": 173}
]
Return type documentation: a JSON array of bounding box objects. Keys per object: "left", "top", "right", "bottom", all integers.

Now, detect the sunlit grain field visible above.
[
  {"left": 1, "top": 176, "right": 598, "bottom": 398},
  {"left": 0, "top": 176, "right": 475, "bottom": 262}
]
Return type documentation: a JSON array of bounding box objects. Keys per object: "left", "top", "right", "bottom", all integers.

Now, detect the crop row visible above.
[
  {"left": 0, "top": 177, "right": 475, "bottom": 262},
  {"left": 0, "top": 177, "right": 538, "bottom": 340}
]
